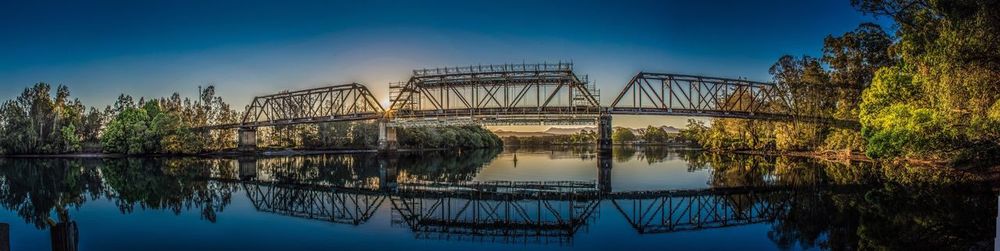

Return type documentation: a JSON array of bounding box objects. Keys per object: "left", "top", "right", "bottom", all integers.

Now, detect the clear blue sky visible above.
[{"left": 0, "top": 0, "right": 890, "bottom": 128}]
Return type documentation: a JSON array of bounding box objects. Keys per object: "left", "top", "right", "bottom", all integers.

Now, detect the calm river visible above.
[{"left": 0, "top": 146, "right": 995, "bottom": 250}]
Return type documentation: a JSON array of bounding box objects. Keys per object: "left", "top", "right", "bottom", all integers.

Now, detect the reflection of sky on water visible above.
[
  {"left": 0, "top": 147, "right": 995, "bottom": 250},
  {"left": 476, "top": 150, "right": 713, "bottom": 191}
]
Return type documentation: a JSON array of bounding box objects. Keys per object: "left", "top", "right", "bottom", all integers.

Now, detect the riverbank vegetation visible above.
[
  {"left": 0, "top": 84, "right": 501, "bottom": 155},
  {"left": 502, "top": 126, "right": 682, "bottom": 146},
  {"left": 680, "top": 0, "right": 1000, "bottom": 166},
  {"left": 257, "top": 123, "right": 501, "bottom": 150}
]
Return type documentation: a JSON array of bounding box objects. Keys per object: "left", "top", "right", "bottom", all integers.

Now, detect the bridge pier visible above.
[
  {"left": 238, "top": 127, "right": 257, "bottom": 152},
  {"left": 377, "top": 121, "right": 398, "bottom": 152},
  {"left": 597, "top": 114, "right": 613, "bottom": 193},
  {"left": 597, "top": 114, "right": 613, "bottom": 152}
]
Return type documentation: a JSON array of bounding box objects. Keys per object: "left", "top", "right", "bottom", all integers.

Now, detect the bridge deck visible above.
[{"left": 194, "top": 64, "right": 858, "bottom": 130}]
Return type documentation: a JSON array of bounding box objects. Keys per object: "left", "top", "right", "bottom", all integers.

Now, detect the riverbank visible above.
[
  {"left": 718, "top": 149, "right": 873, "bottom": 163},
  {"left": 0, "top": 148, "right": 455, "bottom": 158}
]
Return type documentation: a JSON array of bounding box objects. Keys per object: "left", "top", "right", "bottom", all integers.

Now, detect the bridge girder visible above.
[
  {"left": 610, "top": 72, "right": 791, "bottom": 117},
  {"left": 238, "top": 83, "right": 384, "bottom": 128},
  {"left": 196, "top": 64, "right": 860, "bottom": 131},
  {"left": 387, "top": 63, "right": 603, "bottom": 121},
  {"left": 608, "top": 72, "right": 856, "bottom": 126}
]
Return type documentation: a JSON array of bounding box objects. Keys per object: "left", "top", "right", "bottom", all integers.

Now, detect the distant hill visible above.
[
  {"left": 660, "top": 126, "right": 681, "bottom": 134},
  {"left": 543, "top": 127, "right": 596, "bottom": 135},
  {"left": 492, "top": 130, "right": 555, "bottom": 138}
]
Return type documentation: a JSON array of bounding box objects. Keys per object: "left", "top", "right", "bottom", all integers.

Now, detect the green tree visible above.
[
  {"left": 853, "top": 0, "right": 1000, "bottom": 163},
  {"left": 0, "top": 83, "right": 95, "bottom": 154},
  {"left": 642, "top": 126, "right": 670, "bottom": 144},
  {"left": 611, "top": 127, "right": 636, "bottom": 144}
]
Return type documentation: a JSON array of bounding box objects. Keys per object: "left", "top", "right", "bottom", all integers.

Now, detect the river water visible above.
[{"left": 0, "top": 146, "right": 995, "bottom": 250}]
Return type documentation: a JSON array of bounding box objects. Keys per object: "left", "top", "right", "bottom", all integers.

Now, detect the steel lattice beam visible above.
[
  {"left": 387, "top": 63, "right": 603, "bottom": 124},
  {"left": 194, "top": 66, "right": 860, "bottom": 131},
  {"left": 237, "top": 83, "right": 384, "bottom": 128},
  {"left": 608, "top": 72, "right": 856, "bottom": 126}
]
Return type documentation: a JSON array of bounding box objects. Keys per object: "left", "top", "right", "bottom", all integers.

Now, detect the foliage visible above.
[
  {"left": 641, "top": 126, "right": 672, "bottom": 143},
  {"left": 397, "top": 125, "right": 503, "bottom": 149},
  {"left": 101, "top": 86, "right": 237, "bottom": 154},
  {"left": 502, "top": 130, "right": 597, "bottom": 146},
  {"left": 0, "top": 83, "right": 98, "bottom": 154},
  {"left": 611, "top": 127, "right": 636, "bottom": 143},
  {"left": 852, "top": 0, "right": 1000, "bottom": 163},
  {"left": 257, "top": 122, "right": 501, "bottom": 150}
]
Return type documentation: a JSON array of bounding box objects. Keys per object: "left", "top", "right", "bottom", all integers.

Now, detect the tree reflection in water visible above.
[
  {"left": 0, "top": 147, "right": 994, "bottom": 250},
  {"left": 672, "top": 151, "right": 996, "bottom": 250}
]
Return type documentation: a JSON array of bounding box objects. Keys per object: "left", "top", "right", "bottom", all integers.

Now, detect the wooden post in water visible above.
[{"left": 0, "top": 223, "right": 9, "bottom": 251}]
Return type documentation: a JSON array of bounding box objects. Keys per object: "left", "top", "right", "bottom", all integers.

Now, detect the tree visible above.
[
  {"left": 853, "top": 0, "right": 1000, "bottom": 162},
  {"left": 612, "top": 128, "right": 636, "bottom": 144},
  {"left": 0, "top": 83, "right": 95, "bottom": 154},
  {"left": 101, "top": 107, "right": 149, "bottom": 154},
  {"left": 642, "top": 126, "right": 670, "bottom": 144}
]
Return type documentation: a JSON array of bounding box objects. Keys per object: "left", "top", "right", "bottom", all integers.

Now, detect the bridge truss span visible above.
[
  {"left": 609, "top": 72, "right": 794, "bottom": 120},
  {"left": 388, "top": 63, "right": 603, "bottom": 125},
  {"left": 239, "top": 83, "right": 384, "bottom": 128}
]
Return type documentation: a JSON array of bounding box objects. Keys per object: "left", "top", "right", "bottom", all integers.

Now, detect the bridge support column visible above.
[
  {"left": 597, "top": 114, "right": 613, "bottom": 193},
  {"left": 597, "top": 114, "right": 613, "bottom": 152},
  {"left": 378, "top": 121, "right": 398, "bottom": 152},
  {"left": 238, "top": 127, "right": 257, "bottom": 152}
]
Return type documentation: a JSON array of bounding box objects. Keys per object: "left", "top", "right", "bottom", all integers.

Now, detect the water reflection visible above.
[{"left": 0, "top": 148, "right": 995, "bottom": 250}]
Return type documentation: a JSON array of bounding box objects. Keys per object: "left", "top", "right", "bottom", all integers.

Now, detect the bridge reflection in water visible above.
[
  {"left": 230, "top": 155, "right": 834, "bottom": 245},
  {"left": 0, "top": 151, "right": 996, "bottom": 250},
  {"left": 611, "top": 189, "right": 791, "bottom": 234}
]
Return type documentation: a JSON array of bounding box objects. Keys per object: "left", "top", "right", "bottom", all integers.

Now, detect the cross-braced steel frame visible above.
[
  {"left": 609, "top": 73, "right": 794, "bottom": 119},
  {"left": 195, "top": 64, "right": 859, "bottom": 131},
  {"left": 387, "top": 63, "right": 603, "bottom": 125},
  {"left": 238, "top": 83, "right": 384, "bottom": 128},
  {"left": 608, "top": 72, "right": 855, "bottom": 125}
]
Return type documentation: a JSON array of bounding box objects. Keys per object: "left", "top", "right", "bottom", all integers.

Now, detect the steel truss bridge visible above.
[{"left": 192, "top": 62, "right": 857, "bottom": 150}]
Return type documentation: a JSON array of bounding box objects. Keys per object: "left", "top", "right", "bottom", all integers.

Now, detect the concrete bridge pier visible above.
[
  {"left": 377, "top": 121, "right": 398, "bottom": 152},
  {"left": 597, "top": 114, "right": 613, "bottom": 152},
  {"left": 238, "top": 127, "right": 257, "bottom": 152}
]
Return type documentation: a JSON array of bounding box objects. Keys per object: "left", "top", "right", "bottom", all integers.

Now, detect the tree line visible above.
[
  {"left": 0, "top": 83, "right": 502, "bottom": 155},
  {"left": 258, "top": 122, "right": 502, "bottom": 150},
  {"left": 681, "top": 0, "right": 1000, "bottom": 165},
  {"left": 502, "top": 126, "right": 684, "bottom": 146},
  {"left": 0, "top": 83, "right": 241, "bottom": 155}
]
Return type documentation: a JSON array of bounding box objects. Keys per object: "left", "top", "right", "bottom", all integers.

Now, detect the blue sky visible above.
[{"left": 0, "top": 0, "right": 890, "bottom": 128}]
